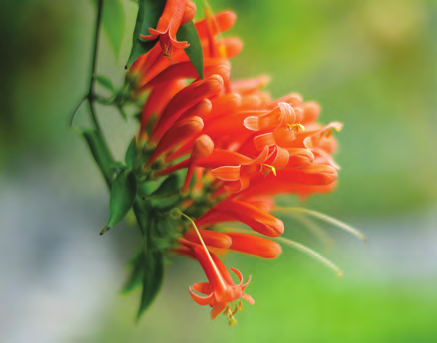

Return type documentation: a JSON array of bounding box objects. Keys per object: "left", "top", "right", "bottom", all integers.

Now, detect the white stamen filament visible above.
[
  {"left": 274, "top": 207, "right": 366, "bottom": 242},
  {"left": 180, "top": 212, "right": 228, "bottom": 290}
]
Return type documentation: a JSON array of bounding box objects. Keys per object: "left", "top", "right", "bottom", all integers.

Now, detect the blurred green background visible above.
[{"left": 1, "top": 0, "right": 436, "bottom": 342}]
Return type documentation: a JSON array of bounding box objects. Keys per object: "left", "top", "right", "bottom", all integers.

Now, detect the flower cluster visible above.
[{"left": 128, "top": 1, "right": 342, "bottom": 325}]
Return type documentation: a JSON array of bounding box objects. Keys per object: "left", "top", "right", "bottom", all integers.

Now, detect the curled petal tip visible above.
[
  {"left": 230, "top": 267, "right": 243, "bottom": 285},
  {"left": 242, "top": 293, "right": 255, "bottom": 305}
]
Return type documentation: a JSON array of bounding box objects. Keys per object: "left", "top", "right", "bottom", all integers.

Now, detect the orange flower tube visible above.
[{"left": 141, "top": 0, "right": 190, "bottom": 59}]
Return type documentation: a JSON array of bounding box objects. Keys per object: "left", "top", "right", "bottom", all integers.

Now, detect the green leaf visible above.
[
  {"left": 82, "top": 129, "right": 115, "bottom": 188},
  {"left": 93, "top": 74, "right": 115, "bottom": 92},
  {"left": 102, "top": 0, "right": 125, "bottom": 58},
  {"left": 149, "top": 174, "right": 181, "bottom": 198},
  {"left": 126, "top": 0, "right": 167, "bottom": 67},
  {"left": 100, "top": 169, "right": 137, "bottom": 235},
  {"left": 137, "top": 250, "right": 164, "bottom": 319},
  {"left": 122, "top": 252, "right": 146, "bottom": 294},
  {"left": 176, "top": 21, "right": 204, "bottom": 79},
  {"left": 125, "top": 136, "right": 137, "bottom": 167}
]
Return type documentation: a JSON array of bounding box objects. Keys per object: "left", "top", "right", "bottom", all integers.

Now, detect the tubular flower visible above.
[
  {"left": 141, "top": 0, "right": 193, "bottom": 59},
  {"left": 119, "top": 3, "right": 348, "bottom": 324},
  {"left": 179, "top": 238, "right": 254, "bottom": 324}
]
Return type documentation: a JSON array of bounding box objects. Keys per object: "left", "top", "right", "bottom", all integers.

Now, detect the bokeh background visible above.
[{"left": 1, "top": 0, "right": 436, "bottom": 342}]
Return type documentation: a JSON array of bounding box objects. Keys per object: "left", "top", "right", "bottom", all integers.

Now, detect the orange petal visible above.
[
  {"left": 301, "top": 102, "right": 320, "bottom": 123},
  {"left": 231, "top": 76, "right": 270, "bottom": 95},
  {"left": 286, "top": 148, "right": 314, "bottom": 168},
  {"left": 197, "top": 200, "right": 284, "bottom": 237},
  {"left": 254, "top": 133, "right": 276, "bottom": 151},
  {"left": 184, "top": 229, "right": 232, "bottom": 249},
  {"left": 189, "top": 286, "right": 213, "bottom": 306},
  {"left": 196, "top": 11, "right": 237, "bottom": 40},
  {"left": 150, "top": 75, "right": 224, "bottom": 143},
  {"left": 139, "top": 79, "right": 185, "bottom": 134},
  {"left": 268, "top": 93, "right": 302, "bottom": 109},
  {"left": 211, "top": 166, "right": 241, "bottom": 181},
  {"left": 209, "top": 93, "right": 242, "bottom": 118},
  {"left": 226, "top": 232, "right": 282, "bottom": 258},
  {"left": 147, "top": 116, "right": 204, "bottom": 167},
  {"left": 181, "top": 1, "right": 196, "bottom": 25}
]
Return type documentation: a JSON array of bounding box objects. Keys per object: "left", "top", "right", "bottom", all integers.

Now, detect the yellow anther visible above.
[
  {"left": 223, "top": 304, "right": 238, "bottom": 326},
  {"left": 232, "top": 303, "right": 239, "bottom": 316},
  {"left": 324, "top": 126, "right": 341, "bottom": 138},
  {"left": 260, "top": 163, "right": 277, "bottom": 176},
  {"left": 287, "top": 123, "right": 305, "bottom": 132}
]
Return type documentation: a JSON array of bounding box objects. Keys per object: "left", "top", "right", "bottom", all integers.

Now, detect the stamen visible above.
[
  {"left": 225, "top": 305, "right": 237, "bottom": 326},
  {"left": 324, "top": 126, "right": 341, "bottom": 138},
  {"left": 275, "top": 236, "right": 343, "bottom": 277},
  {"left": 274, "top": 207, "right": 366, "bottom": 242},
  {"left": 179, "top": 211, "right": 228, "bottom": 290},
  {"left": 260, "top": 163, "right": 277, "bottom": 176},
  {"left": 291, "top": 212, "right": 334, "bottom": 248},
  {"left": 287, "top": 123, "right": 305, "bottom": 132},
  {"left": 221, "top": 227, "right": 343, "bottom": 277}
]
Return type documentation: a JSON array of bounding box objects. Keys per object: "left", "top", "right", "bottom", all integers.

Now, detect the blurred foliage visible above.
[{"left": 1, "top": 0, "right": 436, "bottom": 342}]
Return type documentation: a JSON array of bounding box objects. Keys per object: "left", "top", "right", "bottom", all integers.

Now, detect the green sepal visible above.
[
  {"left": 126, "top": 0, "right": 166, "bottom": 67},
  {"left": 82, "top": 129, "right": 115, "bottom": 188},
  {"left": 145, "top": 113, "right": 158, "bottom": 136},
  {"left": 136, "top": 249, "right": 164, "bottom": 319},
  {"left": 110, "top": 161, "right": 128, "bottom": 170},
  {"left": 176, "top": 21, "right": 204, "bottom": 79},
  {"left": 125, "top": 136, "right": 138, "bottom": 168},
  {"left": 92, "top": 74, "right": 115, "bottom": 92},
  {"left": 148, "top": 174, "right": 182, "bottom": 199},
  {"left": 134, "top": 111, "right": 142, "bottom": 122},
  {"left": 100, "top": 169, "right": 137, "bottom": 235}
]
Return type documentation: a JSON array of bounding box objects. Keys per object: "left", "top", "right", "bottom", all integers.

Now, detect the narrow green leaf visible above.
[
  {"left": 122, "top": 252, "right": 145, "bottom": 293},
  {"left": 126, "top": 0, "right": 166, "bottom": 67},
  {"left": 137, "top": 250, "right": 164, "bottom": 319},
  {"left": 133, "top": 200, "right": 151, "bottom": 251},
  {"left": 100, "top": 169, "right": 137, "bottom": 235},
  {"left": 82, "top": 129, "right": 115, "bottom": 188},
  {"left": 102, "top": 0, "right": 125, "bottom": 58},
  {"left": 176, "top": 21, "right": 204, "bottom": 79},
  {"left": 93, "top": 74, "right": 115, "bottom": 92},
  {"left": 125, "top": 136, "right": 137, "bottom": 167}
]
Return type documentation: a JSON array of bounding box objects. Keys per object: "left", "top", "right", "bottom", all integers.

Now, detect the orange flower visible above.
[
  {"left": 183, "top": 229, "right": 232, "bottom": 249},
  {"left": 127, "top": 7, "right": 347, "bottom": 324},
  {"left": 196, "top": 200, "right": 284, "bottom": 237},
  {"left": 150, "top": 74, "right": 225, "bottom": 143},
  {"left": 226, "top": 232, "right": 281, "bottom": 258},
  {"left": 141, "top": 0, "right": 193, "bottom": 59},
  {"left": 179, "top": 238, "right": 254, "bottom": 324}
]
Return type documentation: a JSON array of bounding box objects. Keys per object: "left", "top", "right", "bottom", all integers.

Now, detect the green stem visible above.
[{"left": 87, "top": 0, "right": 105, "bottom": 131}]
